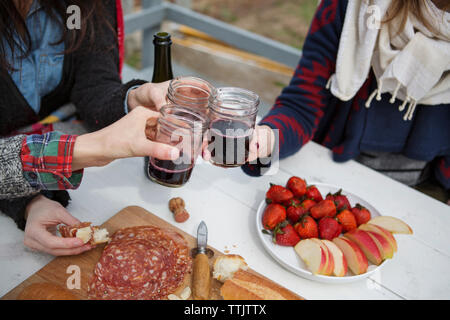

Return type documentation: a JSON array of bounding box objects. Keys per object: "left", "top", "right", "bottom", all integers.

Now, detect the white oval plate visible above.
[{"left": 256, "top": 182, "right": 388, "bottom": 284}]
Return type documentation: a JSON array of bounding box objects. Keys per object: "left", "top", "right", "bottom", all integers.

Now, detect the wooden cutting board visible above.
[{"left": 2, "top": 206, "right": 303, "bottom": 300}]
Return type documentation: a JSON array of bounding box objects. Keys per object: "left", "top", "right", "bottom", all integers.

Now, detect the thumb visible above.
[
  {"left": 201, "top": 138, "right": 211, "bottom": 161},
  {"left": 153, "top": 95, "right": 168, "bottom": 111},
  {"left": 143, "top": 140, "right": 180, "bottom": 160}
]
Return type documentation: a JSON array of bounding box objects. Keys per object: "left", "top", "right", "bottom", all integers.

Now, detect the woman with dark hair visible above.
[
  {"left": 0, "top": 0, "right": 176, "bottom": 255},
  {"left": 243, "top": 0, "right": 450, "bottom": 204}
]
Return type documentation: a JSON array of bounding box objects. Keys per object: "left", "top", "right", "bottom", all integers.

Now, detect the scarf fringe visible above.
[{"left": 340, "top": 77, "right": 418, "bottom": 121}]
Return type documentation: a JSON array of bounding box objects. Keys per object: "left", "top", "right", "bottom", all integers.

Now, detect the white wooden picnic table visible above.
[{"left": 1, "top": 140, "right": 449, "bottom": 299}]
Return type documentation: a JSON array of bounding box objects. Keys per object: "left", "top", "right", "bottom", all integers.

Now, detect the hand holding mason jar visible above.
[{"left": 146, "top": 75, "right": 276, "bottom": 187}]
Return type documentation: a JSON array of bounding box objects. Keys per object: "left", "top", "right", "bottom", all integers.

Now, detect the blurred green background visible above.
[{"left": 191, "top": 0, "right": 318, "bottom": 49}]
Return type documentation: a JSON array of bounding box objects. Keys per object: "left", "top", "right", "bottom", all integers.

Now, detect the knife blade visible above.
[
  {"left": 197, "top": 221, "right": 208, "bottom": 254},
  {"left": 192, "top": 221, "right": 211, "bottom": 300}
]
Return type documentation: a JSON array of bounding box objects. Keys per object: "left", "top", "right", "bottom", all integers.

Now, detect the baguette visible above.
[
  {"left": 59, "top": 222, "right": 110, "bottom": 245},
  {"left": 220, "top": 269, "right": 303, "bottom": 300},
  {"left": 213, "top": 254, "right": 248, "bottom": 282},
  {"left": 17, "top": 283, "right": 79, "bottom": 300}
]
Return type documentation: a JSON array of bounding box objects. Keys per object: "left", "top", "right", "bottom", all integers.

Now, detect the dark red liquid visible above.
[
  {"left": 147, "top": 156, "right": 193, "bottom": 187},
  {"left": 208, "top": 119, "right": 253, "bottom": 167}
]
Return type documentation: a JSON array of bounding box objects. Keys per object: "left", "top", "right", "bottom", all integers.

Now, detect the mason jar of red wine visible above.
[
  {"left": 207, "top": 87, "right": 260, "bottom": 167},
  {"left": 147, "top": 105, "right": 207, "bottom": 187},
  {"left": 167, "top": 76, "right": 216, "bottom": 116}
]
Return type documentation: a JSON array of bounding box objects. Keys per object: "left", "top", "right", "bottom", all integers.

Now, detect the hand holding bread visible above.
[
  {"left": 23, "top": 195, "right": 93, "bottom": 256},
  {"left": 59, "top": 222, "right": 110, "bottom": 245}
]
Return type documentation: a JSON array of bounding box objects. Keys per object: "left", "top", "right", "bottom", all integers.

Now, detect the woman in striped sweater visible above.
[{"left": 244, "top": 0, "right": 450, "bottom": 204}]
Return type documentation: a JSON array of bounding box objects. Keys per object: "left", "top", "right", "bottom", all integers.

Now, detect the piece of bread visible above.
[
  {"left": 220, "top": 269, "right": 303, "bottom": 300},
  {"left": 59, "top": 222, "right": 110, "bottom": 245},
  {"left": 213, "top": 254, "right": 248, "bottom": 282},
  {"left": 17, "top": 283, "right": 79, "bottom": 300}
]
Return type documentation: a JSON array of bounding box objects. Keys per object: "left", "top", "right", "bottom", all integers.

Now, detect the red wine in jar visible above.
[
  {"left": 208, "top": 119, "right": 253, "bottom": 167},
  {"left": 148, "top": 156, "right": 193, "bottom": 187}
]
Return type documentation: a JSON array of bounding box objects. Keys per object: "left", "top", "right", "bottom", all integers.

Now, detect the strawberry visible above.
[
  {"left": 287, "top": 198, "right": 318, "bottom": 223},
  {"left": 273, "top": 221, "right": 301, "bottom": 246},
  {"left": 305, "top": 185, "right": 323, "bottom": 202},
  {"left": 286, "top": 176, "right": 307, "bottom": 198},
  {"left": 294, "top": 216, "right": 318, "bottom": 239},
  {"left": 351, "top": 204, "right": 371, "bottom": 226},
  {"left": 286, "top": 199, "right": 308, "bottom": 223},
  {"left": 318, "top": 217, "right": 341, "bottom": 240},
  {"left": 336, "top": 209, "right": 357, "bottom": 232},
  {"left": 262, "top": 203, "right": 286, "bottom": 230},
  {"left": 310, "top": 199, "right": 337, "bottom": 219},
  {"left": 334, "top": 223, "right": 343, "bottom": 238},
  {"left": 300, "top": 199, "right": 316, "bottom": 211},
  {"left": 326, "top": 189, "right": 351, "bottom": 211},
  {"left": 266, "top": 184, "right": 293, "bottom": 205}
]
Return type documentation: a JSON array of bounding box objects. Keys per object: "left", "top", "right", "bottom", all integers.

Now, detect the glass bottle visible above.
[
  {"left": 151, "top": 32, "right": 174, "bottom": 83},
  {"left": 145, "top": 32, "right": 175, "bottom": 181}
]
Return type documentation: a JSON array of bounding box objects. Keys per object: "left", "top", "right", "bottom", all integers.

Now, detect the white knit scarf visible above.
[{"left": 326, "top": 0, "right": 450, "bottom": 120}]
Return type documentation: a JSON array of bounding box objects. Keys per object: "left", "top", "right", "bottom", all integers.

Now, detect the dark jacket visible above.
[
  {"left": 243, "top": 0, "right": 450, "bottom": 192},
  {"left": 0, "top": 0, "right": 147, "bottom": 229}
]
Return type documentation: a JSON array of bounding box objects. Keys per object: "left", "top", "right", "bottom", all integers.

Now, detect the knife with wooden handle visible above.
[{"left": 192, "top": 221, "right": 211, "bottom": 300}]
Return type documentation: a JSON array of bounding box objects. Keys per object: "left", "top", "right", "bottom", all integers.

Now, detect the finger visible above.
[
  {"left": 246, "top": 134, "right": 259, "bottom": 163},
  {"left": 145, "top": 127, "right": 157, "bottom": 141},
  {"left": 30, "top": 239, "right": 93, "bottom": 256},
  {"left": 56, "top": 209, "right": 81, "bottom": 227},
  {"left": 154, "top": 81, "right": 170, "bottom": 108},
  {"left": 247, "top": 150, "right": 258, "bottom": 163},
  {"left": 34, "top": 230, "right": 85, "bottom": 249},
  {"left": 139, "top": 107, "right": 161, "bottom": 119},
  {"left": 145, "top": 116, "right": 158, "bottom": 128},
  {"left": 143, "top": 140, "right": 180, "bottom": 160},
  {"left": 153, "top": 94, "right": 168, "bottom": 111},
  {"left": 201, "top": 139, "right": 211, "bottom": 161},
  {"left": 47, "top": 244, "right": 93, "bottom": 256}
]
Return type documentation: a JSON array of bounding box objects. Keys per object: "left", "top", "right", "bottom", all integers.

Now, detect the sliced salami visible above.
[{"left": 88, "top": 226, "right": 192, "bottom": 300}]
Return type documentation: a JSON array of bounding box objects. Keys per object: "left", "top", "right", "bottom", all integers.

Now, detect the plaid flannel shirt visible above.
[{"left": 20, "top": 131, "right": 83, "bottom": 190}]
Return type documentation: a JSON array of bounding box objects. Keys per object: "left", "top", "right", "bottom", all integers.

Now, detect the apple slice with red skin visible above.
[
  {"left": 365, "top": 231, "right": 394, "bottom": 260},
  {"left": 359, "top": 223, "right": 397, "bottom": 252},
  {"left": 358, "top": 223, "right": 397, "bottom": 252},
  {"left": 322, "top": 239, "right": 348, "bottom": 277},
  {"left": 332, "top": 237, "right": 368, "bottom": 275},
  {"left": 294, "top": 239, "right": 327, "bottom": 275},
  {"left": 368, "top": 216, "right": 413, "bottom": 234},
  {"left": 344, "top": 229, "right": 383, "bottom": 265},
  {"left": 311, "top": 238, "right": 334, "bottom": 276}
]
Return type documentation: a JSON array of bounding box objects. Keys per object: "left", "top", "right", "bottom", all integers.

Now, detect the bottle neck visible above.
[{"left": 152, "top": 43, "right": 174, "bottom": 83}]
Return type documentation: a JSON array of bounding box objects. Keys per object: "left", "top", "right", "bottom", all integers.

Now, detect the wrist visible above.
[
  {"left": 72, "top": 131, "right": 112, "bottom": 171},
  {"left": 25, "top": 195, "right": 45, "bottom": 220},
  {"left": 127, "top": 87, "right": 141, "bottom": 111}
]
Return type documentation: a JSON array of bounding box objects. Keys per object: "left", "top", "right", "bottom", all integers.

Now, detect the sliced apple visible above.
[
  {"left": 344, "top": 229, "right": 383, "bottom": 265},
  {"left": 294, "top": 239, "right": 326, "bottom": 275},
  {"left": 366, "top": 231, "right": 394, "bottom": 260},
  {"left": 359, "top": 223, "right": 397, "bottom": 252},
  {"left": 322, "top": 239, "right": 348, "bottom": 277},
  {"left": 368, "top": 216, "right": 413, "bottom": 234},
  {"left": 332, "top": 237, "right": 368, "bottom": 275},
  {"left": 310, "top": 238, "right": 333, "bottom": 276}
]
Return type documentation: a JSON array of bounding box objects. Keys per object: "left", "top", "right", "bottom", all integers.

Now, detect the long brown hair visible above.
[
  {"left": 384, "top": 0, "right": 450, "bottom": 35},
  {"left": 0, "top": 0, "right": 112, "bottom": 72}
]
